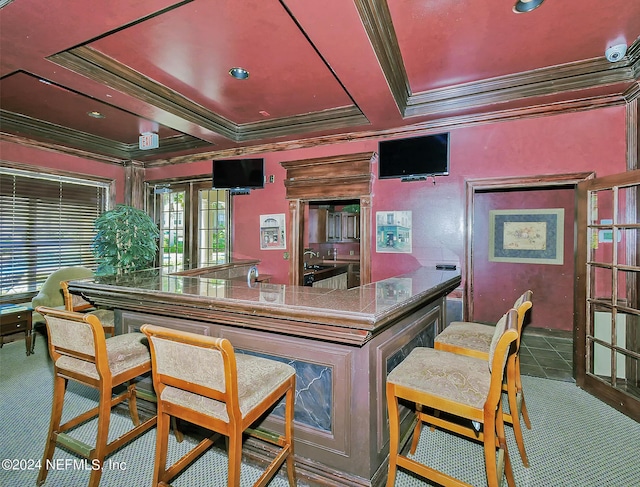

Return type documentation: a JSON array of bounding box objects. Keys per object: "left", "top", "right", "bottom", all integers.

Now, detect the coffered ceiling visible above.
[{"left": 1, "top": 0, "right": 639, "bottom": 167}]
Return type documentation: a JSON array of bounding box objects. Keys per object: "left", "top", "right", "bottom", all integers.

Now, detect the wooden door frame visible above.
[
  {"left": 288, "top": 197, "right": 371, "bottom": 286},
  {"left": 465, "top": 172, "right": 595, "bottom": 322},
  {"left": 280, "top": 152, "right": 375, "bottom": 287}
]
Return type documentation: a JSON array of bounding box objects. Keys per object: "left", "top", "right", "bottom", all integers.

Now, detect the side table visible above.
[{"left": 0, "top": 304, "right": 33, "bottom": 356}]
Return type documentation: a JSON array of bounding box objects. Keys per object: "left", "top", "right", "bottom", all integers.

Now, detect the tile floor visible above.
[{"left": 520, "top": 328, "right": 574, "bottom": 382}]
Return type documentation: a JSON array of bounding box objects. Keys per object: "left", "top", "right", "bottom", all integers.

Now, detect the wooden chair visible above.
[
  {"left": 386, "top": 308, "right": 519, "bottom": 487},
  {"left": 60, "top": 280, "right": 116, "bottom": 337},
  {"left": 434, "top": 290, "right": 533, "bottom": 466},
  {"left": 35, "top": 306, "right": 157, "bottom": 487},
  {"left": 141, "top": 324, "right": 297, "bottom": 487}
]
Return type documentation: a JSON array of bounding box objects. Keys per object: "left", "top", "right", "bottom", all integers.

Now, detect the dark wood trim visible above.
[
  {"left": 0, "top": 110, "right": 131, "bottom": 159},
  {"left": 353, "top": 0, "right": 409, "bottom": 113},
  {"left": 404, "top": 58, "right": 635, "bottom": 118},
  {"left": 49, "top": 47, "right": 368, "bottom": 144},
  {"left": 359, "top": 195, "right": 372, "bottom": 286},
  {"left": 150, "top": 93, "right": 625, "bottom": 168},
  {"left": 576, "top": 169, "right": 640, "bottom": 422},
  {"left": 288, "top": 199, "right": 304, "bottom": 286},
  {"left": 281, "top": 152, "right": 375, "bottom": 287},
  {"left": 354, "top": 1, "right": 639, "bottom": 119},
  {"left": 628, "top": 98, "right": 639, "bottom": 171},
  {"left": 123, "top": 160, "right": 145, "bottom": 209},
  {"left": 1, "top": 109, "right": 213, "bottom": 161},
  {"left": 465, "top": 172, "right": 595, "bottom": 322}
]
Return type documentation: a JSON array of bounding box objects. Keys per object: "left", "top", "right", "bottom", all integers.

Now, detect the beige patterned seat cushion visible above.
[
  {"left": 160, "top": 354, "right": 295, "bottom": 423},
  {"left": 434, "top": 321, "right": 495, "bottom": 354},
  {"left": 387, "top": 347, "right": 490, "bottom": 409},
  {"left": 56, "top": 332, "right": 150, "bottom": 379},
  {"left": 88, "top": 308, "right": 115, "bottom": 327}
]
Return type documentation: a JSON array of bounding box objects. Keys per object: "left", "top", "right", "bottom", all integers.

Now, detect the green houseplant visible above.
[{"left": 92, "top": 204, "right": 160, "bottom": 276}]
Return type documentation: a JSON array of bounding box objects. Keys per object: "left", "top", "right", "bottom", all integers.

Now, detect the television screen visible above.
[
  {"left": 378, "top": 133, "right": 449, "bottom": 180},
  {"left": 212, "top": 158, "right": 264, "bottom": 190}
]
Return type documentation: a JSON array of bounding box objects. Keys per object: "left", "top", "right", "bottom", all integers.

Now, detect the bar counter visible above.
[{"left": 68, "top": 266, "right": 460, "bottom": 486}]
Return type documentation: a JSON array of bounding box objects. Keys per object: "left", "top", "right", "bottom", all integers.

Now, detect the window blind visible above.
[{"left": 0, "top": 168, "right": 108, "bottom": 296}]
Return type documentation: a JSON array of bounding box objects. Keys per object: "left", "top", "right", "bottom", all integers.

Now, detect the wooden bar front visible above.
[{"left": 68, "top": 267, "right": 461, "bottom": 486}]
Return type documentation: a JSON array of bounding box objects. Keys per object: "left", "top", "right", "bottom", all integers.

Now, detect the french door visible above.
[
  {"left": 151, "top": 181, "right": 230, "bottom": 270},
  {"left": 576, "top": 169, "right": 640, "bottom": 420}
]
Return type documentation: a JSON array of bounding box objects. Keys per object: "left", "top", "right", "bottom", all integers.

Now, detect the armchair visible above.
[{"left": 31, "top": 267, "right": 95, "bottom": 344}]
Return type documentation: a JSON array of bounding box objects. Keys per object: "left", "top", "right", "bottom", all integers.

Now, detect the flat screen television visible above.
[
  {"left": 378, "top": 133, "right": 449, "bottom": 181},
  {"left": 212, "top": 158, "right": 264, "bottom": 192}
]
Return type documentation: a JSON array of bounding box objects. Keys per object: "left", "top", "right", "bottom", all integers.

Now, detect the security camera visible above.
[{"left": 605, "top": 44, "right": 627, "bottom": 63}]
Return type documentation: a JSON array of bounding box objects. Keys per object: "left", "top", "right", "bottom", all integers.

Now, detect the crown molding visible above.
[
  {"left": 355, "top": 0, "right": 640, "bottom": 119},
  {"left": 49, "top": 47, "right": 369, "bottom": 144}
]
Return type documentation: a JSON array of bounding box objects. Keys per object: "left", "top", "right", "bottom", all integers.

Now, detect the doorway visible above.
[
  {"left": 466, "top": 173, "right": 594, "bottom": 322},
  {"left": 305, "top": 199, "right": 362, "bottom": 288}
]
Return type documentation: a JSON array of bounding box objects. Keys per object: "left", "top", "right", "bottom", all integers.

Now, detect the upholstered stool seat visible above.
[
  {"left": 435, "top": 321, "right": 495, "bottom": 356},
  {"left": 35, "top": 306, "right": 157, "bottom": 487},
  {"left": 55, "top": 332, "right": 151, "bottom": 380},
  {"left": 389, "top": 347, "right": 492, "bottom": 408},
  {"left": 434, "top": 290, "right": 533, "bottom": 467},
  {"left": 386, "top": 309, "right": 520, "bottom": 487},
  {"left": 161, "top": 353, "right": 295, "bottom": 422},
  {"left": 142, "top": 324, "right": 297, "bottom": 487}
]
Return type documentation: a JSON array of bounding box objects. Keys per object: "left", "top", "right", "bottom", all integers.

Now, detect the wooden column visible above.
[{"left": 124, "top": 160, "right": 145, "bottom": 209}]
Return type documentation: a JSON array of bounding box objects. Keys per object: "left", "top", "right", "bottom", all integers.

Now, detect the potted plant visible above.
[{"left": 92, "top": 204, "right": 160, "bottom": 276}]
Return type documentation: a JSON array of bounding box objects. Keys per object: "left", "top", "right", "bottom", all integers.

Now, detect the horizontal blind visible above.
[{"left": 0, "top": 168, "right": 108, "bottom": 295}]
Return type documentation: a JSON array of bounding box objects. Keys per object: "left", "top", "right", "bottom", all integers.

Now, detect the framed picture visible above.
[
  {"left": 489, "top": 208, "right": 564, "bottom": 265},
  {"left": 260, "top": 213, "right": 286, "bottom": 250},
  {"left": 376, "top": 211, "right": 412, "bottom": 253}
]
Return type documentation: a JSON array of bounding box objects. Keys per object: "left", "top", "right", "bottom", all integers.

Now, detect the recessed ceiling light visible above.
[
  {"left": 228, "top": 67, "right": 249, "bottom": 80},
  {"left": 87, "top": 111, "right": 105, "bottom": 119},
  {"left": 513, "top": 0, "right": 544, "bottom": 13}
]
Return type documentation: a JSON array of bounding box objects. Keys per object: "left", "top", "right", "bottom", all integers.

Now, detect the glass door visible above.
[{"left": 576, "top": 169, "right": 640, "bottom": 421}]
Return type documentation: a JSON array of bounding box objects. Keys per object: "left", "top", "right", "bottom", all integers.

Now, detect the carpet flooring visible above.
[{"left": 1, "top": 334, "right": 639, "bottom": 486}]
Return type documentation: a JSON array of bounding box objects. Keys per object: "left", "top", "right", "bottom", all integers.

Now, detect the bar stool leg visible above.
[{"left": 36, "top": 375, "right": 67, "bottom": 486}]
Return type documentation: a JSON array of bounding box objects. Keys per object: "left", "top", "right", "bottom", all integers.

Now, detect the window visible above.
[
  {"left": 159, "top": 191, "right": 185, "bottom": 269},
  {"left": 0, "top": 166, "right": 109, "bottom": 297},
  {"left": 198, "top": 188, "right": 228, "bottom": 266},
  {"left": 152, "top": 180, "right": 229, "bottom": 270}
]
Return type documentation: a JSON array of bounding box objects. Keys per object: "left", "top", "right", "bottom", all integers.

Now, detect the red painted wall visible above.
[
  {"left": 4, "top": 105, "right": 628, "bottom": 329},
  {"left": 472, "top": 188, "right": 575, "bottom": 331},
  {"left": 0, "top": 141, "right": 126, "bottom": 201}
]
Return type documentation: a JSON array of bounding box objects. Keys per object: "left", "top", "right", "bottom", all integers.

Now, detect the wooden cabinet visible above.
[
  {"left": 309, "top": 209, "right": 328, "bottom": 243},
  {"left": 347, "top": 263, "right": 360, "bottom": 288},
  {"left": 327, "top": 212, "right": 341, "bottom": 241},
  {"left": 0, "top": 304, "right": 33, "bottom": 356},
  {"left": 310, "top": 209, "right": 360, "bottom": 243},
  {"left": 312, "top": 272, "right": 348, "bottom": 289},
  {"left": 341, "top": 212, "right": 359, "bottom": 241}
]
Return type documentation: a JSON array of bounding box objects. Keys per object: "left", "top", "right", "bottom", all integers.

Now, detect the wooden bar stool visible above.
[
  {"left": 434, "top": 290, "right": 533, "bottom": 466},
  {"left": 141, "top": 324, "right": 297, "bottom": 487},
  {"left": 386, "top": 308, "right": 519, "bottom": 487},
  {"left": 35, "top": 306, "right": 157, "bottom": 487},
  {"left": 60, "top": 280, "right": 115, "bottom": 336}
]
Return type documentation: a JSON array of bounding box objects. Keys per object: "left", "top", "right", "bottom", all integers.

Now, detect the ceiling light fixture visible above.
[
  {"left": 513, "top": 0, "right": 544, "bottom": 13},
  {"left": 87, "top": 111, "right": 105, "bottom": 119},
  {"left": 228, "top": 67, "right": 249, "bottom": 80}
]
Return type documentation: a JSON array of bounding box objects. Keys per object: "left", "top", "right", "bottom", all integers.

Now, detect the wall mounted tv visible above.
[
  {"left": 212, "top": 158, "right": 264, "bottom": 194},
  {"left": 378, "top": 132, "right": 449, "bottom": 181}
]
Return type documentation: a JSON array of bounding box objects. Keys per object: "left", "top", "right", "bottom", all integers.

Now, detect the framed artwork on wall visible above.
[
  {"left": 260, "top": 213, "right": 286, "bottom": 250},
  {"left": 489, "top": 208, "right": 564, "bottom": 265},
  {"left": 376, "top": 211, "right": 412, "bottom": 253}
]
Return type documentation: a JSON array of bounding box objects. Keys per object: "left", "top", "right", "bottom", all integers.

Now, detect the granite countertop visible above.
[{"left": 72, "top": 267, "right": 459, "bottom": 323}]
